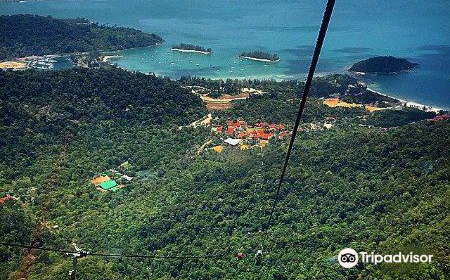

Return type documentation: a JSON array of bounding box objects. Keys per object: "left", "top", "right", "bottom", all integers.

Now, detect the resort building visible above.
[
  {"left": 99, "top": 180, "right": 118, "bottom": 191},
  {"left": 224, "top": 138, "right": 242, "bottom": 146},
  {"left": 0, "top": 195, "right": 17, "bottom": 204}
]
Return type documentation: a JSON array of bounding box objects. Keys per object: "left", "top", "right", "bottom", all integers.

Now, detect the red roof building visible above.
[
  {"left": 279, "top": 131, "right": 291, "bottom": 139},
  {"left": 268, "top": 123, "right": 285, "bottom": 131},
  {"left": 226, "top": 126, "right": 235, "bottom": 135},
  {"left": 259, "top": 133, "right": 273, "bottom": 140},
  {"left": 226, "top": 120, "right": 247, "bottom": 128},
  {"left": 0, "top": 195, "right": 16, "bottom": 204},
  {"left": 216, "top": 125, "right": 223, "bottom": 134},
  {"left": 255, "top": 122, "right": 268, "bottom": 128},
  {"left": 427, "top": 114, "right": 449, "bottom": 122},
  {"left": 237, "top": 132, "right": 250, "bottom": 139}
]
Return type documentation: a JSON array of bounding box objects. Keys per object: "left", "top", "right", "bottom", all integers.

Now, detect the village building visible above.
[
  {"left": 91, "top": 176, "right": 110, "bottom": 186},
  {"left": 427, "top": 114, "right": 449, "bottom": 122},
  {"left": 212, "top": 125, "right": 223, "bottom": 134},
  {"left": 241, "top": 87, "right": 265, "bottom": 96},
  {"left": 239, "top": 144, "right": 251, "bottom": 150},
  {"left": 259, "top": 140, "right": 269, "bottom": 148},
  {"left": 121, "top": 175, "right": 133, "bottom": 182},
  {"left": 212, "top": 145, "right": 224, "bottom": 153},
  {"left": 309, "top": 123, "right": 321, "bottom": 131},
  {"left": 224, "top": 138, "right": 242, "bottom": 146},
  {"left": 323, "top": 123, "right": 333, "bottom": 129},
  {"left": 278, "top": 131, "right": 291, "bottom": 140},
  {"left": 210, "top": 118, "right": 289, "bottom": 151},
  {"left": 0, "top": 195, "right": 17, "bottom": 204},
  {"left": 99, "top": 180, "right": 119, "bottom": 191},
  {"left": 92, "top": 161, "right": 134, "bottom": 192}
]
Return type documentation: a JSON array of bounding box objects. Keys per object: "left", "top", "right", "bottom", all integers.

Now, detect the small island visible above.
[
  {"left": 349, "top": 56, "right": 418, "bottom": 74},
  {"left": 239, "top": 51, "right": 280, "bottom": 62},
  {"left": 171, "top": 43, "right": 212, "bottom": 55}
]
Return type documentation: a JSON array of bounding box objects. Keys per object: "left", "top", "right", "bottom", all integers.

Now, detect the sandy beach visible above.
[
  {"left": 0, "top": 60, "right": 29, "bottom": 70},
  {"left": 366, "top": 86, "right": 445, "bottom": 113},
  {"left": 171, "top": 48, "right": 212, "bottom": 55},
  {"left": 239, "top": 56, "right": 280, "bottom": 63},
  {"left": 101, "top": 55, "right": 123, "bottom": 62}
]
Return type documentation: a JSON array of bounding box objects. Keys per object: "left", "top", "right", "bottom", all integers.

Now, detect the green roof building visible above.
[{"left": 99, "top": 180, "right": 117, "bottom": 190}]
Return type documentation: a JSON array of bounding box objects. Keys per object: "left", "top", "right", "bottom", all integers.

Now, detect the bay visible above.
[{"left": 1, "top": 0, "right": 448, "bottom": 109}]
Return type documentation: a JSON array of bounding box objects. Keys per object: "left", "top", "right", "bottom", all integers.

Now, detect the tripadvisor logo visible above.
[
  {"left": 338, "top": 248, "right": 433, "bottom": 269},
  {"left": 338, "top": 248, "right": 358, "bottom": 268}
]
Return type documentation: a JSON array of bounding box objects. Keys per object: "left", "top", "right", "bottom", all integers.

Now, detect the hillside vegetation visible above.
[
  {"left": 0, "top": 14, "right": 163, "bottom": 60},
  {"left": 349, "top": 56, "right": 418, "bottom": 74},
  {"left": 0, "top": 69, "right": 448, "bottom": 279}
]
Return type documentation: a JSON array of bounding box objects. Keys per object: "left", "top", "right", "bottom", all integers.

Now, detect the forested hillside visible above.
[
  {"left": 0, "top": 14, "right": 163, "bottom": 59},
  {"left": 0, "top": 68, "right": 206, "bottom": 180},
  {"left": 0, "top": 69, "right": 448, "bottom": 279}
]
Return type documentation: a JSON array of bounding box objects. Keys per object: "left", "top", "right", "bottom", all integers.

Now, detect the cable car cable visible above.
[
  {"left": 0, "top": 242, "right": 223, "bottom": 260},
  {"left": 262, "top": 0, "right": 336, "bottom": 237},
  {"left": 0, "top": 0, "right": 337, "bottom": 267}
]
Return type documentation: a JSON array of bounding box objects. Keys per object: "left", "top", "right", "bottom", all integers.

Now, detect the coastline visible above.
[
  {"left": 97, "top": 52, "right": 448, "bottom": 113},
  {"left": 101, "top": 54, "right": 123, "bottom": 62},
  {"left": 349, "top": 69, "right": 417, "bottom": 75},
  {"left": 348, "top": 69, "right": 447, "bottom": 112},
  {"left": 239, "top": 56, "right": 280, "bottom": 63},
  {"left": 365, "top": 85, "right": 445, "bottom": 113},
  {"left": 1, "top": 54, "right": 66, "bottom": 70},
  {"left": 171, "top": 48, "right": 212, "bottom": 55}
]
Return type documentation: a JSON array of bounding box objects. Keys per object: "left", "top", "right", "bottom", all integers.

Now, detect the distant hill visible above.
[
  {"left": 349, "top": 56, "right": 418, "bottom": 74},
  {"left": 0, "top": 14, "right": 163, "bottom": 59}
]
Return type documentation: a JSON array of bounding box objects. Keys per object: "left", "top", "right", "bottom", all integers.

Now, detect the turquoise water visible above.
[{"left": 1, "top": 0, "right": 449, "bottom": 109}]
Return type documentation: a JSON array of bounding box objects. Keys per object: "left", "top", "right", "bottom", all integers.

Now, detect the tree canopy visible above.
[
  {"left": 0, "top": 68, "right": 448, "bottom": 279},
  {"left": 0, "top": 14, "right": 163, "bottom": 60}
]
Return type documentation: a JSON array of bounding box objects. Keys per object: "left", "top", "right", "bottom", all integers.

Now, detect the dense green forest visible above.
[
  {"left": 0, "top": 68, "right": 206, "bottom": 180},
  {"left": 0, "top": 68, "right": 448, "bottom": 279},
  {"left": 0, "top": 14, "right": 163, "bottom": 60},
  {"left": 180, "top": 74, "right": 402, "bottom": 104},
  {"left": 0, "top": 199, "right": 34, "bottom": 276}
]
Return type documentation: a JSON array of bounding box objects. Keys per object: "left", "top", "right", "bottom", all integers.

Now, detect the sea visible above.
[{"left": 1, "top": 0, "right": 449, "bottom": 109}]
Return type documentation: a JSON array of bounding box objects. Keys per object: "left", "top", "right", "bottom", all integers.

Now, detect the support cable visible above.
[
  {"left": 262, "top": 0, "right": 336, "bottom": 240},
  {"left": 0, "top": 0, "right": 337, "bottom": 269}
]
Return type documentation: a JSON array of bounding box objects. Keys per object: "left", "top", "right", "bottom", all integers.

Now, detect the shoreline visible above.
[
  {"left": 70, "top": 51, "right": 448, "bottom": 113},
  {"left": 365, "top": 85, "right": 445, "bottom": 113},
  {"left": 147, "top": 69, "right": 447, "bottom": 113},
  {"left": 101, "top": 54, "right": 123, "bottom": 62},
  {"left": 239, "top": 56, "right": 280, "bottom": 63},
  {"left": 171, "top": 48, "right": 212, "bottom": 55},
  {"left": 350, "top": 68, "right": 417, "bottom": 76},
  {"left": 347, "top": 69, "right": 447, "bottom": 112},
  {"left": 1, "top": 54, "right": 67, "bottom": 70}
]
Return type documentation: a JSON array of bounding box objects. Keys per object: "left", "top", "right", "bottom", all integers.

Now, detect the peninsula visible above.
[
  {"left": 239, "top": 51, "right": 280, "bottom": 62},
  {"left": 349, "top": 56, "right": 418, "bottom": 74},
  {"left": 0, "top": 14, "right": 163, "bottom": 60},
  {"left": 171, "top": 43, "right": 212, "bottom": 54}
]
